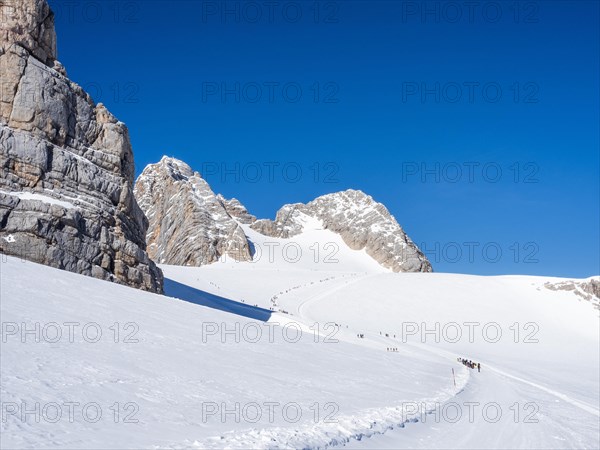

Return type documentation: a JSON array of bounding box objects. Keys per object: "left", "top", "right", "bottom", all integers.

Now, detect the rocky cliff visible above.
[
  {"left": 0, "top": 0, "right": 163, "bottom": 292},
  {"left": 134, "top": 157, "right": 253, "bottom": 265},
  {"left": 251, "top": 190, "right": 432, "bottom": 273}
]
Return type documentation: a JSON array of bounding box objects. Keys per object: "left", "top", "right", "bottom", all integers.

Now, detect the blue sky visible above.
[{"left": 49, "top": 0, "right": 599, "bottom": 277}]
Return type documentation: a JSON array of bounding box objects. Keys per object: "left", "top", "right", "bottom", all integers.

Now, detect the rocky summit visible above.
[
  {"left": 134, "top": 157, "right": 253, "bottom": 266},
  {"left": 251, "top": 190, "right": 433, "bottom": 273},
  {"left": 0, "top": 0, "right": 163, "bottom": 292}
]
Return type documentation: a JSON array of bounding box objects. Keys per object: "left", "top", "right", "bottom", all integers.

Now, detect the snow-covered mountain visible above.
[
  {"left": 0, "top": 0, "right": 162, "bottom": 292},
  {"left": 252, "top": 190, "right": 432, "bottom": 273},
  {"left": 134, "top": 157, "right": 253, "bottom": 265},
  {"left": 135, "top": 157, "right": 431, "bottom": 273}
]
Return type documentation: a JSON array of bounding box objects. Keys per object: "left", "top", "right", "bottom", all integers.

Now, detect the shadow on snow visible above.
[{"left": 164, "top": 278, "right": 272, "bottom": 322}]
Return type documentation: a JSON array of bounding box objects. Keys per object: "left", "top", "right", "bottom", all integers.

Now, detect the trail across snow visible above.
[{"left": 295, "top": 274, "right": 371, "bottom": 320}]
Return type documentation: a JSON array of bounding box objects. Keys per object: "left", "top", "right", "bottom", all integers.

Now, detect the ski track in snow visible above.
[
  {"left": 486, "top": 365, "right": 600, "bottom": 417},
  {"left": 174, "top": 362, "right": 471, "bottom": 450},
  {"left": 183, "top": 391, "right": 471, "bottom": 450},
  {"left": 394, "top": 340, "right": 600, "bottom": 420}
]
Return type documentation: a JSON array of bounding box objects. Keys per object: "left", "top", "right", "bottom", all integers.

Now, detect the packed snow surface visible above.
[{"left": 1, "top": 223, "right": 598, "bottom": 449}]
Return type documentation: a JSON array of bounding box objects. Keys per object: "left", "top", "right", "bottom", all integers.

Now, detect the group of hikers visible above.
[
  {"left": 458, "top": 357, "right": 481, "bottom": 372},
  {"left": 355, "top": 331, "right": 400, "bottom": 340},
  {"left": 387, "top": 347, "right": 399, "bottom": 352}
]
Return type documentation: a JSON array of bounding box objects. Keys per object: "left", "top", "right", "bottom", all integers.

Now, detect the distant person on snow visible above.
[{"left": 478, "top": 363, "right": 481, "bottom": 372}]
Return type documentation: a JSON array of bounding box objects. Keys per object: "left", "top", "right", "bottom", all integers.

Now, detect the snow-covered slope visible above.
[
  {"left": 0, "top": 255, "right": 464, "bottom": 449},
  {"left": 2, "top": 236, "right": 598, "bottom": 448}
]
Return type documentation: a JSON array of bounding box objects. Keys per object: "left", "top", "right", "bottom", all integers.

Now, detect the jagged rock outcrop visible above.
[
  {"left": 0, "top": 0, "right": 163, "bottom": 292},
  {"left": 216, "top": 194, "right": 256, "bottom": 224},
  {"left": 134, "top": 157, "right": 253, "bottom": 265},
  {"left": 251, "top": 190, "right": 432, "bottom": 273},
  {"left": 544, "top": 278, "right": 600, "bottom": 308}
]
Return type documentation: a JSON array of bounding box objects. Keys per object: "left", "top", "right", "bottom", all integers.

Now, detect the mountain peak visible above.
[
  {"left": 252, "top": 189, "right": 432, "bottom": 273},
  {"left": 134, "top": 157, "right": 253, "bottom": 265},
  {"left": 147, "top": 156, "right": 195, "bottom": 180}
]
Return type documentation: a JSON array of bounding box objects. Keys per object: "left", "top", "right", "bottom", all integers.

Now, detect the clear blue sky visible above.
[{"left": 48, "top": 0, "right": 599, "bottom": 277}]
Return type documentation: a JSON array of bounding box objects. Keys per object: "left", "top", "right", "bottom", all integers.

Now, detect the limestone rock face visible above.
[
  {"left": 0, "top": 0, "right": 163, "bottom": 292},
  {"left": 251, "top": 190, "right": 432, "bottom": 273},
  {"left": 134, "top": 157, "right": 253, "bottom": 265},
  {"left": 216, "top": 195, "right": 256, "bottom": 225},
  {"left": 251, "top": 204, "right": 305, "bottom": 239},
  {"left": 0, "top": 0, "right": 57, "bottom": 66}
]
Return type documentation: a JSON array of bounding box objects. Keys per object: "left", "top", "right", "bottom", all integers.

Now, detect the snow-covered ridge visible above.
[{"left": 251, "top": 189, "right": 432, "bottom": 273}]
